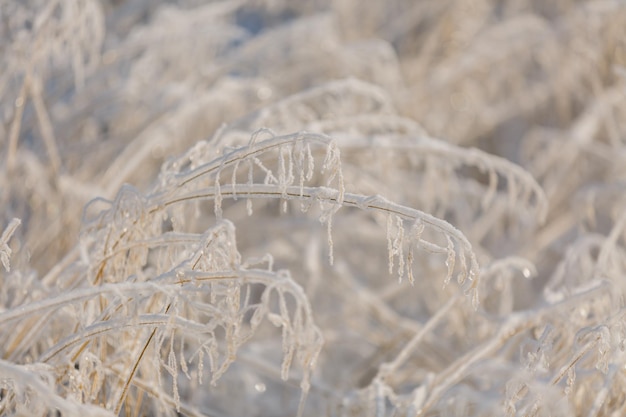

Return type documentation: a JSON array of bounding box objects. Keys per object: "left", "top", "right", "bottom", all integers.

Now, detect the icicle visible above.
[
  {"left": 278, "top": 145, "right": 286, "bottom": 189},
  {"left": 287, "top": 144, "right": 295, "bottom": 186},
  {"left": 277, "top": 146, "right": 288, "bottom": 211},
  {"left": 0, "top": 218, "right": 21, "bottom": 272},
  {"left": 231, "top": 160, "right": 240, "bottom": 201},
  {"left": 247, "top": 158, "right": 254, "bottom": 186},
  {"left": 214, "top": 170, "right": 223, "bottom": 220},
  {"left": 565, "top": 367, "right": 576, "bottom": 395},
  {"left": 168, "top": 348, "right": 180, "bottom": 411},
  {"left": 305, "top": 143, "right": 314, "bottom": 181},
  {"left": 387, "top": 214, "right": 394, "bottom": 275},
  {"left": 180, "top": 337, "right": 190, "bottom": 380},
  {"left": 296, "top": 142, "right": 306, "bottom": 200},
  {"left": 198, "top": 349, "right": 204, "bottom": 385},
  {"left": 394, "top": 216, "right": 405, "bottom": 283},
  {"left": 327, "top": 214, "right": 334, "bottom": 265}
]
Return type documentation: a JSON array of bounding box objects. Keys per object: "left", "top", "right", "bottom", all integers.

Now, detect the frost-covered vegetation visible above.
[{"left": 1, "top": 0, "right": 626, "bottom": 416}]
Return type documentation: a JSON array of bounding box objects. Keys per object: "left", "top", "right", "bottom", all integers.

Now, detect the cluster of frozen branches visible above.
[{"left": 2, "top": 0, "right": 626, "bottom": 416}]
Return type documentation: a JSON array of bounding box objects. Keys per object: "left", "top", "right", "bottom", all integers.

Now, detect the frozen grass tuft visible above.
[{"left": 2, "top": 0, "right": 626, "bottom": 416}]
